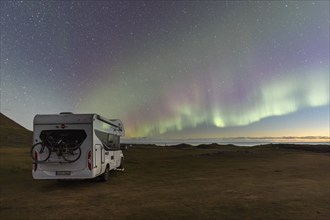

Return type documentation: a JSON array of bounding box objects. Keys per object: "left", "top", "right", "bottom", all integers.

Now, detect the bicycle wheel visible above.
[
  {"left": 31, "top": 142, "right": 51, "bottom": 162},
  {"left": 62, "top": 147, "right": 81, "bottom": 163}
]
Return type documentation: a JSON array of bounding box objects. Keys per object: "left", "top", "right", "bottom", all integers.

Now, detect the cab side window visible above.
[
  {"left": 107, "top": 134, "right": 114, "bottom": 147},
  {"left": 108, "top": 134, "right": 119, "bottom": 149}
]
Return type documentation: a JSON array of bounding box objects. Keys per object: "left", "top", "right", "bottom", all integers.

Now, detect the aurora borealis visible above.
[{"left": 1, "top": 1, "right": 329, "bottom": 139}]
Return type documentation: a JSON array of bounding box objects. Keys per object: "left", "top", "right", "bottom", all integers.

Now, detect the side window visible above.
[{"left": 95, "top": 130, "right": 120, "bottom": 150}]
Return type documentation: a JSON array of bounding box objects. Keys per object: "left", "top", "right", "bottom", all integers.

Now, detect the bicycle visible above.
[
  {"left": 31, "top": 134, "right": 82, "bottom": 163},
  {"left": 31, "top": 141, "right": 51, "bottom": 163},
  {"left": 51, "top": 138, "right": 82, "bottom": 163}
]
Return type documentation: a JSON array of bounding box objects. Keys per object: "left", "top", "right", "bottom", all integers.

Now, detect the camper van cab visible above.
[{"left": 31, "top": 113, "right": 124, "bottom": 181}]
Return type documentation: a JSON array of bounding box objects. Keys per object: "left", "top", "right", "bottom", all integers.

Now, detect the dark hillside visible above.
[{"left": 0, "top": 113, "right": 32, "bottom": 147}]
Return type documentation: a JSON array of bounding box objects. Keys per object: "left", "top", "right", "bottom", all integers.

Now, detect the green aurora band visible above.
[{"left": 79, "top": 67, "right": 329, "bottom": 137}]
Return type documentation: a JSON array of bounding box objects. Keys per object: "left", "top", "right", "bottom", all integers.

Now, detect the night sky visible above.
[{"left": 1, "top": 1, "right": 329, "bottom": 139}]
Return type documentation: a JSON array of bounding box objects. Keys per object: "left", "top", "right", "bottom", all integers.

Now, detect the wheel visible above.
[
  {"left": 118, "top": 157, "right": 124, "bottom": 169},
  {"left": 100, "top": 166, "right": 110, "bottom": 182},
  {"left": 31, "top": 142, "right": 51, "bottom": 162},
  {"left": 62, "top": 147, "right": 81, "bottom": 163}
]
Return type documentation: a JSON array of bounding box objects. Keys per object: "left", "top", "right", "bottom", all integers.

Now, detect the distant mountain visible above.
[{"left": 0, "top": 113, "right": 32, "bottom": 147}]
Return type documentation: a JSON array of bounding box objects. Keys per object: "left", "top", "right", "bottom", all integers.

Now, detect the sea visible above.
[{"left": 122, "top": 137, "right": 330, "bottom": 147}]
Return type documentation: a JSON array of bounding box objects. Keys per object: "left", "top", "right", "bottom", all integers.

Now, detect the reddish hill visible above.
[{"left": 0, "top": 113, "right": 32, "bottom": 147}]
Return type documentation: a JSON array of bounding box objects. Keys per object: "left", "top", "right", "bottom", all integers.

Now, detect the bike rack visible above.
[{"left": 33, "top": 160, "right": 76, "bottom": 164}]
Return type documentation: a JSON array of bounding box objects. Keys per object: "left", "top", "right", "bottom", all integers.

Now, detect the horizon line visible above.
[{"left": 123, "top": 136, "right": 330, "bottom": 140}]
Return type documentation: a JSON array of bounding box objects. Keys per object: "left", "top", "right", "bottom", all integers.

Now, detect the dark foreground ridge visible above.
[
  {"left": 264, "top": 143, "right": 330, "bottom": 153},
  {"left": 0, "top": 113, "right": 32, "bottom": 147}
]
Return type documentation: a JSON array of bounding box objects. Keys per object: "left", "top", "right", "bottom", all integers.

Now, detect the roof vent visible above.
[{"left": 60, "top": 112, "right": 73, "bottom": 114}]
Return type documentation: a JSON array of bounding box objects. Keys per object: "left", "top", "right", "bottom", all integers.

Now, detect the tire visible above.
[
  {"left": 62, "top": 147, "right": 81, "bottom": 163},
  {"left": 31, "top": 142, "right": 51, "bottom": 162},
  {"left": 100, "top": 166, "right": 110, "bottom": 182},
  {"left": 118, "top": 157, "right": 124, "bottom": 169}
]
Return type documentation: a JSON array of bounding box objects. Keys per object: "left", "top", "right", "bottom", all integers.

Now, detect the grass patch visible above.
[{"left": 0, "top": 145, "right": 329, "bottom": 219}]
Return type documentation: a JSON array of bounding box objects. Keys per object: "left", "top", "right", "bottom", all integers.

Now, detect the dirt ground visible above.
[{"left": 0, "top": 145, "right": 329, "bottom": 220}]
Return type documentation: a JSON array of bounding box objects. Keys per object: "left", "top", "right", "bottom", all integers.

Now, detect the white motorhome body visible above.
[{"left": 32, "top": 113, "right": 124, "bottom": 181}]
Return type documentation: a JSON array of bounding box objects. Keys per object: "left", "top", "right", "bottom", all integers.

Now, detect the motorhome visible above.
[{"left": 31, "top": 113, "right": 124, "bottom": 181}]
